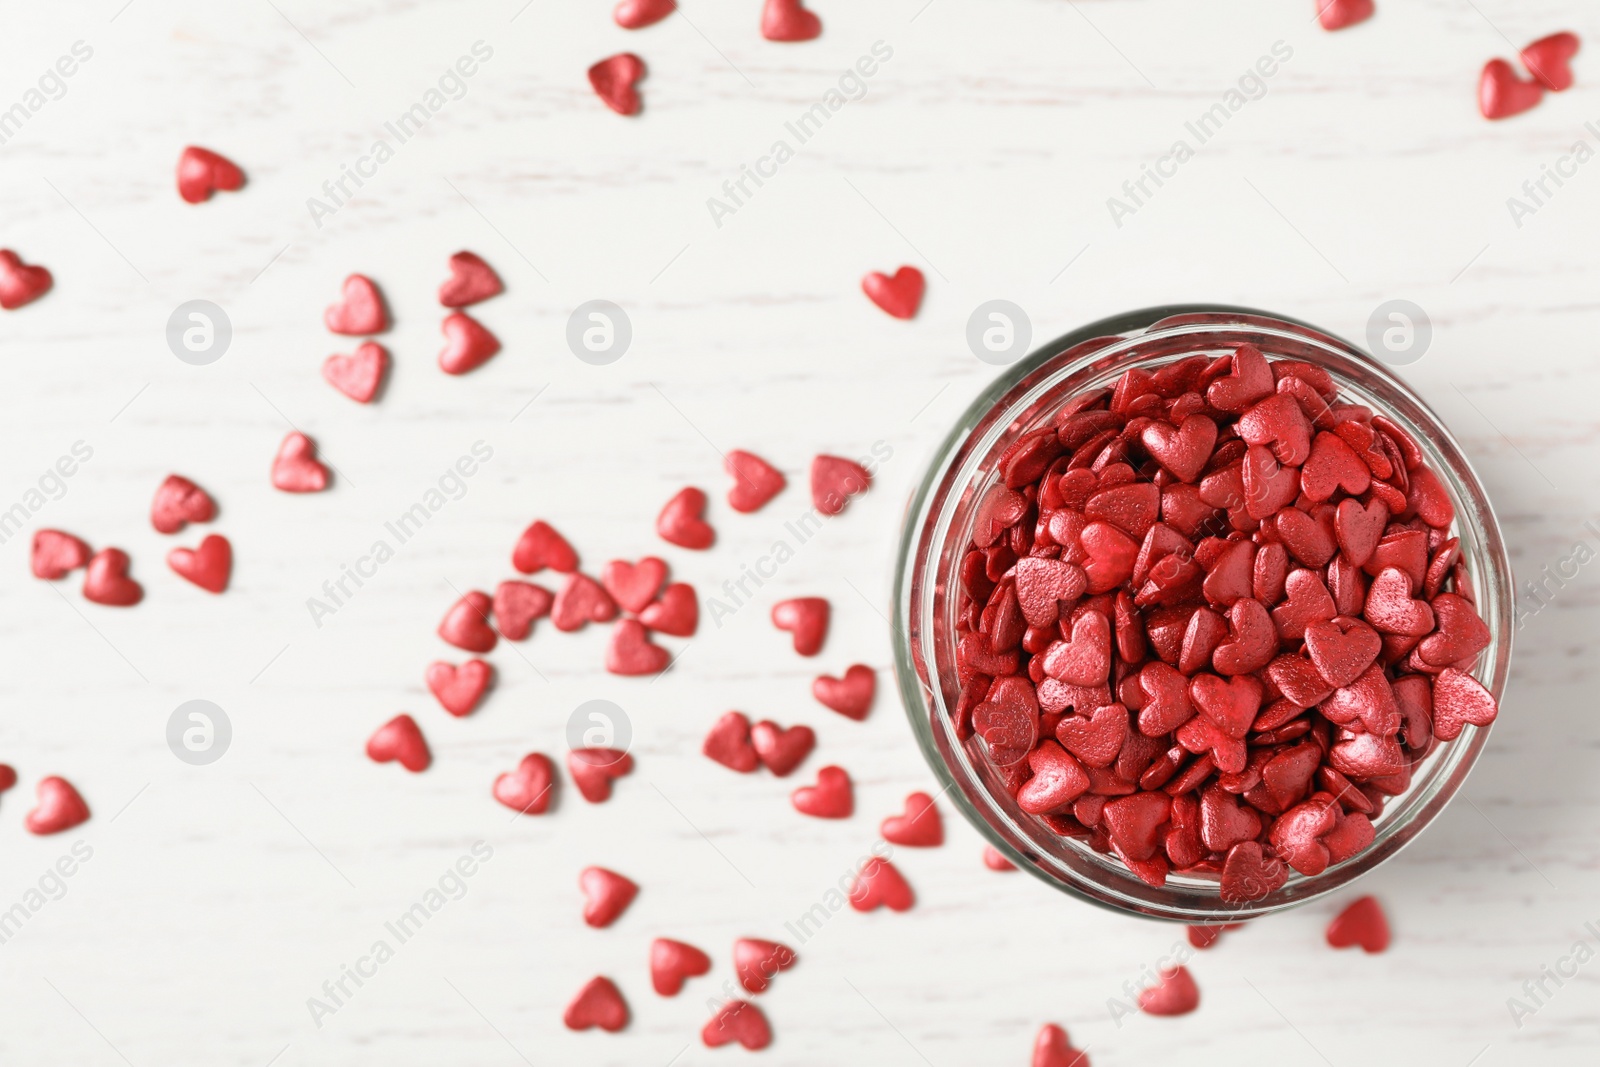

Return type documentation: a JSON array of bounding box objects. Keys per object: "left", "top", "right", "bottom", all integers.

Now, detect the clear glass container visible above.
[{"left": 893, "top": 305, "right": 1513, "bottom": 921}]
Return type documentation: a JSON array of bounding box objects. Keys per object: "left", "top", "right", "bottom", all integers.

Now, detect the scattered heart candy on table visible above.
[
  {"left": 588, "top": 53, "right": 646, "bottom": 116},
  {"left": 322, "top": 341, "right": 389, "bottom": 403},
  {"left": 151, "top": 474, "right": 216, "bottom": 533},
  {"left": 31, "top": 529, "right": 90, "bottom": 579},
  {"left": 493, "top": 753, "right": 555, "bottom": 814},
  {"left": 615, "top": 0, "right": 676, "bottom": 30},
  {"left": 580, "top": 866, "right": 639, "bottom": 927},
  {"left": 861, "top": 265, "right": 925, "bottom": 319},
  {"left": 25, "top": 776, "right": 90, "bottom": 835},
  {"left": 176, "top": 145, "right": 244, "bottom": 204},
  {"left": 702, "top": 999, "right": 772, "bottom": 1049},
  {"left": 271, "top": 432, "right": 330, "bottom": 493},
  {"left": 760, "top": 0, "right": 821, "bottom": 42},
  {"left": 0, "top": 249, "right": 53, "bottom": 309},
  {"left": 323, "top": 273, "right": 388, "bottom": 336},
  {"left": 564, "top": 976, "right": 629, "bottom": 1032},
  {"left": 1326, "top": 894, "right": 1391, "bottom": 952},
  {"left": 650, "top": 938, "right": 710, "bottom": 995},
  {"left": 439, "top": 251, "right": 504, "bottom": 307},
  {"left": 167, "top": 533, "right": 232, "bottom": 593},
  {"left": 1031, "top": 1023, "right": 1091, "bottom": 1067},
  {"left": 734, "top": 938, "right": 798, "bottom": 994},
  {"left": 791, "top": 765, "right": 853, "bottom": 818}
]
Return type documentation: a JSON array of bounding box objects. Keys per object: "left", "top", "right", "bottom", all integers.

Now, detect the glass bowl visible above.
[{"left": 893, "top": 305, "right": 1513, "bottom": 921}]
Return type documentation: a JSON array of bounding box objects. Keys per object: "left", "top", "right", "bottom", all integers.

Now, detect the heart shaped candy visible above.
[
  {"left": 512, "top": 519, "right": 578, "bottom": 574},
  {"left": 176, "top": 145, "right": 245, "bottom": 204},
  {"left": 1326, "top": 894, "right": 1391, "bottom": 952},
  {"left": 810, "top": 454, "right": 871, "bottom": 516},
  {"left": 167, "top": 534, "right": 232, "bottom": 593},
  {"left": 438, "top": 251, "right": 503, "bottom": 307},
  {"left": 616, "top": 0, "right": 676, "bottom": 30},
  {"left": 639, "top": 582, "right": 698, "bottom": 636},
  {"left": 151, "top": 474, "right": 216, "bottom": 533},
  {"left": 880, "top": 791, "right": 943, "bottom": 846},
  {"left": 438, "top": 590, "right": 497, "bottom": 652},
  {"left": 564, "top": 976, "right": 628, "bottom": 1032},
  {"left": 1054, "top": 702, "right": 1128, "bottom": 768},
  {"left": 323, "top": 274, "right": 388, "bottom": 335},
  {"left": 734, "top": 938, "right": 798, "bottom": 994},
  {"left": 657, "top": 487, "right": 714, "bottom": 549},
  {"left": 492, "top": 580, "right": 553, "bottom": 640},
  {"left": 703, "top": 711, "right": 760, "bottom": 772},
  {"left": 1305, "top": 616, "right": 1381, "bottom": 687},
  {"left": 1430, "top": 667, "right": 1498, "bottom": 741},
  {"left": 847, "top": 857, "right": 914, "bottom": 912},
  {"left": 366, "top": 714, "right": 430, "bottom": 772},
  {"left": 725, "top": 449, "right": 786, "bottom": 512},
  {"left": 651, "top": 938, "right": 710, "bottom": 996},
  {"left": 552, "top": 573, "right": 618, "bottom": 631},
  {"left": 1032, "top": 1023, "right": 1091, "bottom": 1067},
  {"left": 492, "top": 753, "right": 555, "bottom": 814},
  {"left": 1141, "top": 414, "right": 1217, "bottom": 483},
  {"left": 1014, "top": 557, "right": 1087, "bottom": 627},
  {"left": 812, "top": 664, "right": 875, "bottom": 720},
  {"left": 588, "top": 53, "right": 646, "bottom": 116},
  {"left": 24, "top": 776, "right": 90, "bottom": 835},
  {"left": 271, "top": 432, "right": 329, "bottom": 493},
  {"left": 568, "top": 748, "right": 634, "bottom": 802},
  {"left": 1480, "top": 58, "right": 1544, "bottom": 120},
  {"left": 601, "top": 557, "right": 667, "bottom": 613},
  {"left": 760, "top": 0, "right": 822, "bottom": 42},
  {"left": 751, "top": 721, "right": 815, "bottom": 776},
  {"left": 606, "top": 619, "right": 670, "bottom": 676},
  {"left": 791, "top": 765, "right": 853, "bottom": 818},
  {"left": 438, "top": 311, "right": 501, "bottom": 374},
  {"left": 1364, "top": 566, "right": 1434, "bottom": 636},
  {"left": 1522, "top": 32, "right": 1580, "bottom": 92},
  {"left": 861, "top": 266, "right": 925, "bottom": 319},
  {"left": 702, "top": 1000, "right": 772, "bottom": 1049},
  {"left": 580, "top": 866, "right": 639, "bottom": 927},
  {"left": 1138, "top": 966, "right": 1199, "bottom": 1016},
  {"left": 425, "top": 659, "right": 492, "bottom": 716},
  {"left": 31, "top": 529, "right": 90, "bottom": 579},
  {"left": 83, "top": 548, "right": 142, "bottom": 606},
  {"left": 322, "top": 341, "right": 389, "bottom": 403},
  {"left": 1316, "top": 0, "right": 1374, "bottom": 32},
  {"left": 1042, "top": 611, "right": 1111, "bottom": 686},
  {"left": 1219, "top": 840, "right": 1288, "bottom": 903},
  {"left": 772, "top": 597, "right": 829, "bottom": 655},
  {"left": 0, "top": 249, "right": 52, "bottom": 309}
]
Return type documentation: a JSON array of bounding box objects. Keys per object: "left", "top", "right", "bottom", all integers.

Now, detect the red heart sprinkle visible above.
[
  {"left": 588, "top": 53, "right": 646, "bottom": 116},
  {"left": 1142, "top": 414, "right": 1217, "bottom": 483},
  {"left": 271, "top": 432, "right": 329, "bottom": 493},
  {"left": 564, "top": 976, "right": 628, "bottom": 1032},
  {"left": 1055, "top": 702, "right": 1128, "bottom": 768},
  {"left": 1032, "top": 1023, "right": 1091, "bottom": 1067},
  {"left": 323, "top": 274, "right": 388, "bottom": 335},
  {"left": 1043, "top": 611, "right": 1111, "bottom": 686},
  {"left": 760, "top": 0, "right": 821, "bottom": 42},
  {"left": 1139, "top": 965, "right": 1200, "bottom": 1016},
  {"left": 438, "top": 251, "right": 503, "bottom": 307},
  {"left": 438, "top": 590, "right": 497, "bottom": 652},
  {"left": 1316, "top": 0, "right": 1374, "bottom": 32},
  {"left": 751, "top": 721, "right": 815, "bottom": 776},
  {"left": 602, "top": 557, "right": 667, "bottom": 613},
  {"left": 322, "top": 341, "right": 389, "bottom": 403},
  {"left": 1334, "top": 496, "right": 1387, "bottom": 566},
  {"left": 1364, "top": 566, "right": 1434, "bottom": 636},
  {"left": 702, "top": 1000, "right": 772, "bottom": 1050},
  {"left": 1213, "top": 598, "right": 1277, "bottom": 675},
  {"left": 0, "top": 765, "right": 15, "bottom": 793},
  {"left": 1238, "top": 393, "right": 1311, "bottom": 466},
  {"left": 791, "top": 765, "right": 853, "bottom": 818},
  {"left": 881, "top": 791, "right": 944, "bottom": 846},
  {"left": 1220, "top": 840, "right": 1288, "bottom": 903},
  {"left": 615, "top": 0, "right": 676, "bottom": 30},
  {"left": 1417, "top": 593, "right": 1490, "bottom": 667},
  {"left": 1104, "top": 791, "right": 1171, "bottom": 861},
  {"left": 83, "top": 548, "right": 142, "bottom": 607},
  {"left": 493, "top": 580, "right": 554, "bottom": 640},
  {"left": 580, "top": 866, "right": 639, "bottom": 927},
  {"left": 438, "top": 311, "right": 501, "bottom": 375},
  {"left": 982, "top": 845, "right": 1016, "bottom": 871},
  {"left": 1080, "top": 522, "right": 1138, "bottom": 595},
  {"left": 31, "top": 529, "right": 90, "bottom": 579},
  {"left": 1018, "top": 740, "right": 1090, "bottom": 813},
  {"left": 1269, "top": 798, "right": 1338, "bottom": 875},
  {"left": 24, "top": 776, "right": 89, "bottom": 835},
  {"left": 176, "top": 145, "right": 244, "bottom": 204},
  {"left": 725, "top": 449, "right": 786, "bottom": 512},
  {"left": 772, "top": 597, "right": 829, "bottom": 656},
  {"left": 810, "top": 454, "right": 871, "bottom": 516},
  {"left": 1302, "top": 431, "right": 1371, "bottom": 502},
  {"left": 650, "top": 938, "right": 710, "bottom": 996},
  {"left": 973, "top": 675, "right": 1040, "bottom": 764},
  {"left": 638, "top": 582, "right": 698, "bottom": 636},
  {"left": 1305, "top": 616, "right": 1381, "bottom": 687},
  {"left": 425, "top": 659, "right": 492, "bottom": 716},
  {"left": 1326, "top": 894, "right": 1391, "bottom": 952},
  {"left": 0, "top": 249, "right": 52, "bottom": 309},
  {"left": 1430, "top": 667, "right": 1498, "bottom": 740},
  {"left": 734, "top": 938, "right": 798, "bottom": 994},
  {"left": 813, "top": 664, "right": 875, "bottom": 720},
  {"left": 1191, "top": 673, "right": 1261, "bottom": 739},
  {"left": 606, "top": 618, "right": 670, "bottom": 676},
  {"left": 151, "top": 474, "right": 216, "bottom": 533},
  {"left": 167, "top": 534, "right": 232, "bottom": 593},
  {"left": 657, "top": 486, "right": 715, "bottom": 549},
  {"left": 1014, "top": 557, "right": 1088, "bottom": 627},
  {"left": 1200, "top": 785, "right": 1263, "bottom": 852},
  {"left": 703, "top": 711, "right": 760, "bottom": 773},
  {"left": 365, "top": 714, "right": 430, "bottom": 772},
  {"left": 1205, "top": 344, "right": 1274, "bottom": 413},
  {"left": 568, "top": 747, "right": 634, "bottom": 802},
  {"left": 861, "top": 265, "right": 925, "bottom": 319},
  {"left": 848, "top": 857, "right": 914, "bottom": 912},
  {"left": 1522, "top": 32, "right": 1580, "bottom": 92},
  {"left": 1479, "top": 58, "right": 1544, "bottom": 120},
  {"left": 512, "top": 519, "right": 578, "bottom": 574},
  {"left": 552, "top": 573, "right": 619, "bottom": 632},
  {"left": 492, "top": 752, "right": 555, "bottom": 814}
]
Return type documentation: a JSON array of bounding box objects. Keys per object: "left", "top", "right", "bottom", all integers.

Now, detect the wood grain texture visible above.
[{"left": 1, "top": 0, "right": 1597, "bottom": 1064}]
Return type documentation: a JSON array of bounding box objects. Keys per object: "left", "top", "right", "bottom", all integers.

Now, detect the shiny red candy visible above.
[
  {"left": 493, "top": 580, "right": 553, "bottom": 640},
  {"left": 552, "top": 573, "right": 618, "bottom": 631},
  {"left": 735, "top": 937, "right": 798, "bottom": 994},
  {"left": 810, "top": 454, "right": 871, "bottom": 516},
  {"left": 606, "top": 618, "right": 670, "bottom": 675},
  {"left": 725, "top": 449, "right": 787, "bottom": 513},
  {"left": 862, "top": 266, "right": 925, "bottom": 319},
  {"left": 493, "top": 753, "right": 555, "bottom": 814},
  {"left": 426, "top": 659, "right": 492, "bottom": 716},
  {"left": 167, "top": 534, "right": 232, "bottom": 593},
  {"left": 31, "top": 529, "right": 90, "bottom": 579},
  {"left": 151, "top": 474, "right": 216, "bottom": 533},
  {"left": 1139, "top": 966, "right": 1199, "bottom": 1016},
  {"left": 438, "top": 590, "right": 497, "bottom": 652},
  {"left": 881, "top": 791, "right": 944, "bottom": 846},
  {"left": 1522, "top": 32, "right": 1580, "bottom": 92},
  {"left": 323, "top": 341, "right": 389, "bottom": 403},
  {"left": 0, "top": 249, "right": 52, "bottom": 309},
  {"left": 751, "top": 721, "right": 815, "bottom": 776},
  {"left": 176, "top": 146, "right": 244, "bottom": 204},
  {"left": 323, "top": 274, "right": 388, "bottom": 335},
  {"left": 271, "top": 432, "right": 329, "bottom": 493},
  {"left": 438, "top": 251, "right": 503, "bottom": 308},
  {"left": 982, "top": 845, "right": 1016, "bottom": 871},
  {"left": 772, "top": 597, "right": 829, "bottom": 655},
  {"left": 847, "top": 857, "right": 914, "bottom": 912},
  {"left": 651, "top": 938, "right": 710, "bottom": 996},
  {"left": 1480, "top": 58, "right": 1544, "bottom": 120},
  {"left": 564, "top": 976, "right": 628, "bottom": 1032},
  {"left": 602, "top": 557, "right": 666, "bottom": 613},
  {"left": 1326, "top": 894, "right": 1391, "bottom": 952},
  {"left": 657, "top": 487, "right": 714, "bottom": 549},
  {"left": 1032, "top": 1023, "right": 1091, "bottom": 1067},
  {"left": 512, "top": 519, "right": 578, "bottom": 574},
  {"left": 568, "top": 748, "right": 634, "bottom": 802},
  {"left": 760, "top": 0, "right": 821, "bottom": 42},
  {"left": 580, "top": 866, "right": 639, "bottom": 927},
  {"left": 703, "top": 711, "right": 760, "bottom": 773},
  {"left": 952, "top": 346, "right": 1497, "bottom": 897},
  {"left": 702, "top": 999, "right": 772, "bottom": 1050},
  {"left": 25, "top": 776, "right": 90, "bottom": 835},
  {"left": 588, "top": 53, "right": 646, "bottom": 116},
  {"left": 83, "top": 548, "right": 142, "bottom": 606},
  {"left": 813, "top": 664, "right": 875, "bottom": 719},
  {"left": 1316, "top": 0, "right": 1374, "bottom": 32},
  {"left": 616, "top": 0, "right": 676, "bottom": 30},
  {"left": 639, "top": 582, "right": 698, "bottom": 636},
  {"left": 366, "top": 714, "right": 430, "bottom": 772},
  {"left": 791, "top": 765, "right": 852, "bottom": 818},
  {"left": 438, "top": 311, "right": 501, "bottom": 374}
]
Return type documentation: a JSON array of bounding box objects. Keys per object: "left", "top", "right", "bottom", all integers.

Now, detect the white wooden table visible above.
[{"left": 2, "top": 1, "right": 1596, "bottom": 1064}]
